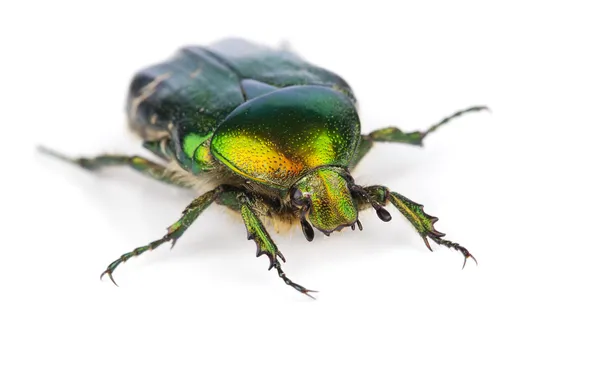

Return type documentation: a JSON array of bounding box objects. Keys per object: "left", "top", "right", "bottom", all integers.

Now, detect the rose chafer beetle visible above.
[{"left": 41, "top": 39, "right": 488, "bottom": 298}]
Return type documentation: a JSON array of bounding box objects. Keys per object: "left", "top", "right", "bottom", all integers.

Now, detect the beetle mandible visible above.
[{"left": 41, "top": 38, "right": 488, "bottom": 298}]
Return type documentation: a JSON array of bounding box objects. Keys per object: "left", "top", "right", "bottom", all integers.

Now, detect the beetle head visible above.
[{"left": 290, "top": 168, "right": 358, "bottom": 239}]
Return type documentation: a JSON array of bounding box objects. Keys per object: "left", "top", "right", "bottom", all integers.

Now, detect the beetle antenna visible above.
[
  {"left": 351, "top": 185, "right": 392, "bottom": 222},
  {"left": 300, "top": 207, "right": 315, "bottom": 242}
]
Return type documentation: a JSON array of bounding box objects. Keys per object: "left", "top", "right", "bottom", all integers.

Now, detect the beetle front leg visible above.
[
  {"left": 236, "top": 193, "right": 317, "bottom": 299},
  {"left": 38, "top": 146, "right": 189, "bottom": 188},
  {"left": 361, "top": 185, "right": 477, "bottom": 268},
  {"left": 100, "top": 186, "right": 223, "bottom": 284},
  {"left": 351, "top": 105, "right": 489, "bottom": 168}
]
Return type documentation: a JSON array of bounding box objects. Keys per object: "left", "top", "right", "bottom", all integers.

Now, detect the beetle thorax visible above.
[{"left": 209, "top": 85, "right": 361, "bottom": 190}]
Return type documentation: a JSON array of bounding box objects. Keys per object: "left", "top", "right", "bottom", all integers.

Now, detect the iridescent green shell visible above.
[
  {"left": 210, "top": 86, "right": 360, "bottom": 189},
  {"left": 126, "top": 39, "right": 357, "bottom": 174}
]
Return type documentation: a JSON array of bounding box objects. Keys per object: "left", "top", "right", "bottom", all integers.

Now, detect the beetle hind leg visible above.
[
  {"left": 38, "top": 146, "right": 189, "bottom": 188},
  {"left": 351, "top": 105, "right": 489, "bottom": 168},
  {"left": 369, "top": 105, "right": 489, "bottom": 146}
]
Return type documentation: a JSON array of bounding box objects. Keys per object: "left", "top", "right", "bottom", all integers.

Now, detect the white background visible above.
[{"left": 2, "top": 1, "right": 599, "bottom": 386}]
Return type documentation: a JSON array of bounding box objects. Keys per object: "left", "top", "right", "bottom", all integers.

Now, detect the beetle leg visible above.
[
  {"left": 237, "top": 193, "right": 318, "bottom": 299},
  {"left": 142, "top": 139, "right": 172, "bottom": 161},
  {"left": 369, "top": 105, "right": 489, "bottom": 146},
  {"left": 350, "top": 105, "right": 489, "bottom": 168},
  {"left": 38, "top": 146, "right": 190, "bottom": 188},
  {"left": 359, "top": 185, "right": 477, "bottom": 269},
  {"left": 100, "top": 186, "right": 223, "bottom": 285}
]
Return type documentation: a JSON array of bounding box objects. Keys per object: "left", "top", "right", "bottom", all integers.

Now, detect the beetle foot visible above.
[
  {"left": 99, "top": 233, "right": 174, "bottom": 286},
  {"left": 428, "top": 236, "right": 478, "bottom": 269},
  {"left": 100, "top": 269, "right": 118, "bottom": 286},
  {"left": 272, "top": 260, "right": 318, "bottom": 299},
  {"left": 100, "top": 257, "right": 128, "bottom": 286},
  {"left": 421, "top": 105, "right": 490, "bottom": 141}
]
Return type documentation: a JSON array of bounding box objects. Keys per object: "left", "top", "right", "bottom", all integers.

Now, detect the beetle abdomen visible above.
[
  {"left": 207, "top": 38, "right": 356, "bottom": 102},
  {"left": 126, "top": 47, "right": 244, "bottom": 141}
]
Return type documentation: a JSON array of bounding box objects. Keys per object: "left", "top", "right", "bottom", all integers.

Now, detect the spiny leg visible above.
[
  {"left": 100, "top": 186, "right": 223, "bottom": 285},
  {"left": 237, "top": 193, "right": 317, "bottom": 299},
  {"left": 38, "top": 146, "right": 189, "bottom": 188},
  {"left": 362, "top": 185, "right": 477, "bottom": 268},
  {"left": 351, "top": 105, "right": 489, "bottom": 168}
]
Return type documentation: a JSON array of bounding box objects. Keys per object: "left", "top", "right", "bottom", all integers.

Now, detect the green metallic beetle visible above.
[{"left": 41, "top": 38, "right": 488, "bottom": 298}]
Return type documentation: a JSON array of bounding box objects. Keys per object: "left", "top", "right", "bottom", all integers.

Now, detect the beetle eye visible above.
[{"left": 291, "top": 188, "right": 304, "bottom": 206}]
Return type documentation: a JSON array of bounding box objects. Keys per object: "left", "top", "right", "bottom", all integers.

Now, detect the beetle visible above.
[{"left": 40, "top": 38, "right": 488, "bottom": 298}]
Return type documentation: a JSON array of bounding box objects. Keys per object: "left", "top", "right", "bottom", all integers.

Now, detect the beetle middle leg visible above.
[
  {"left": 38, "top": 146, "right": 189, "bottom": 188},
  {"left": 100, "top": 186, "right": 224, "bottom": 284},
  {"left": 351, "top": 105, "right": 489, "bottom": 168},
  {"left": 356, "top": 184, "right": 477, "bottom": 268}
]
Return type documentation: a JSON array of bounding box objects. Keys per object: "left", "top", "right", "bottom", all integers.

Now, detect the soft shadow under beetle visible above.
[{"left": 41, "top": 38, "right": 488, "bottom": 298}]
